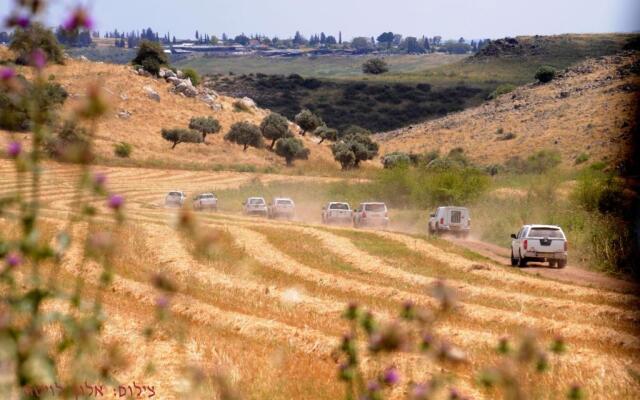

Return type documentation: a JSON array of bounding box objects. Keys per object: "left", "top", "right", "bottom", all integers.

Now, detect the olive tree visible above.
[
  {"left": 189, "top": 116, "right": 221, "bottom": 140},
  {"left": 10, "top": 23, "right": 65, "bottom": 65},
  {"left": 161, "top": 128, "right": 203, "bottom": 149},
  {"left": 132, "top": 40, "right": 169, "bottom": 75},
  {"left": 331, "top": 131, "right": 379, "bottom": 170},
  {"left": 224, "top": 121, "right": 264, "bottom": 151},
  {"left": 275, "top": 137, "right": 310, "bottom": 166},
  {"left": 314, "top": 126, "right": 338, "bottom": 144},
  {"left": 294, "top": 109, "right": 323, "bottom": 136},
  {"left": 362, "top": 58, "right": 389, "bottom": 74},
  {"left": 260, "top": 112, "right": 291, "bottom": 149},
  {"left": 535, "top": 66, "right": 556, "bottom": 83},
  {"left": 381, "top": 152, "right": 412, "bottom": 169}
]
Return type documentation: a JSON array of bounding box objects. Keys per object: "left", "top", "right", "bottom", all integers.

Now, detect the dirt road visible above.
[{"left": 446, "top": 237, "right": 639, "bottom": 294}]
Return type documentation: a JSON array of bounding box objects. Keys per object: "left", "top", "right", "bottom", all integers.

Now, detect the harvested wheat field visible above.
[
  {"left": 378, "top": 53, "right": 639, "bottom": 166},
  {"left": 0, "top": 159, "right": 638, "bottom": 399}
]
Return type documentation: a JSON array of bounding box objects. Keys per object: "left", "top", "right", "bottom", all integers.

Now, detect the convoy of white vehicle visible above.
[{"left": 163, "top": 191, "right": 568, "bottom": 268}]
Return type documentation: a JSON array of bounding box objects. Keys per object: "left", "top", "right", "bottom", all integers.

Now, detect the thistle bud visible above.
[
  {"left": 62, "top": 7, "right": 94, "bottom": 31},
  {"left": 7, "top": 141, "right": 21, "bottom": 158},
  {"left": 5, "top": 252, "right": 22, "bottom": 268},
  {"left": 550, "top": 335, "right": 566, "bottom": 354},
  {"left": 343, "top": 301, "right": 359, "bottom": 320},
  {"left": 382, "top": 366, "right": 400, "bottom": 385},
  {"left": 107, "top": 194, "right": 124, "bottom": 210}
]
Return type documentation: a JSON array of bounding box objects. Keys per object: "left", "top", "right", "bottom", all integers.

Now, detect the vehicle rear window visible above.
[
  {"left": 201, "top": 194, "right": 215, "bottom": 199},
  {"left": 330, "top": 203, "right": 350, "bottom": 210},
  {"left": 364, "top": 204, "right": 386, "bottom": 212},
  {"left": 450, "top": 210, "right": 462, "bottom": 223},
  {"left": 528, "top": 228, "right": 563, "bottom": 238},
  {"left": 249, "top": 198, "right": 264, "bottom": 205},
  {"left": 277, "top": 199, "right": 293, "bottom": 205},
  {"left": 168, "top": 192, "right": 182, "bottom": 197}
]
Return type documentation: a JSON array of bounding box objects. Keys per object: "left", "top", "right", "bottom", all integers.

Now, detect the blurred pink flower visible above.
[
  {"left": 62, "top": 7, "right": 93, "bottom": 31},
  {"left": 5, "top": 252, "right": 22, "bottom": 268},
  {"left": 155, "top": 296, "right": 170, "bottom": 309},
  {"left": 382, "top": 366, "right": 400, "bottom": 385},
  {"left": 107, "top": 194, "right": 124, "bottom": 210},
  {"left": 93, "top": 172, "right": 107, "bottom": 187},
  {"left": 30, "top": 49, "right": 47, "bottom": 70},
  {"left": 7, "top": 141, "right": 21, "bottom": 158},
  {"left": 0, "top": 67, "right": 16, "bottom": 81},
  {"left": 6, "top": 14, "right": 30, "bottom": 28}
]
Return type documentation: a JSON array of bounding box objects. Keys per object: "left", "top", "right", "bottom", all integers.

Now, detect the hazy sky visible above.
[{"left": 2, "top": 0, "right": 639, "bottom": 40}]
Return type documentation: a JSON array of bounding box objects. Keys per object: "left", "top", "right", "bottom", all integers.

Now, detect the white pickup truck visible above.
[{"left": 510, "top": 225, "right": 568, "bottom": 268}]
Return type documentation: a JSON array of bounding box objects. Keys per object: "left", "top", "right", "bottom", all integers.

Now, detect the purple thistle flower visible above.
[
  {"left": 93, "top": 172, "right": 107, "bottom": 187},
  {"left": 382, "top": 366, "right": 400, "bottom": 385},
  {"left": 0, "top": 67, "right": 15, "bottom": 81},
  {"left": 30, "top": 49, "right": 47, "bottom": 70},
  {"left": 5, "top": 252, "right": 22, "bottom": 268},
  {"left": 107, "top": 194, "right": 124, "bottom": 210},
  {"left": 411, "top": 383, "right": 430, "bottom": 400},
  {"left": 7, "top": 141, "right": 21, "bottom": 158},
  {"left": 155, "top": 296, "right": 170, "bottom": 309},
  {"left": 6, "top": 14, "right": 30, "bottom": 28},
  {"left": 366, "top": 380, "right": 380, "bottom": 393},
  {"left": 62, "top": 7, "right": 94, "bottom": 31}
]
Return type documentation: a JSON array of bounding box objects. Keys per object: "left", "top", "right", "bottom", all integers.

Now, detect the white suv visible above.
[
  {"left": 165, "top": 191, "right": 186, "bottom": 207},
  {"left": 243, "top": 197, "right": 268, "bottom": 216},
  {"left": 511, "top": 225, "right": 568, "bottom": 268},
  {"left": 193, "top": 193, "right": 218, "bottom": 211},
  {"left": 268, "top": 197, "right": 295, "bottom": 220},
  {"left": 353, "top": 202, "right": 389, "bottom": 228}
]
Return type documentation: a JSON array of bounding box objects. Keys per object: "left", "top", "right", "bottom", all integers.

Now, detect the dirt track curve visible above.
[{"left": 446, "top": 237, "right": 639, "bottom": 294}]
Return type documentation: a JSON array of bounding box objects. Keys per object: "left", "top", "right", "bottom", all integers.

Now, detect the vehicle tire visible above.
[
  {"left": 557, "top": 260, "right": 567, "bottom": 269},
  {"left": 510, "top": 250, "right": 518, "bottom": 267},
  {"left": 549, "top": 260, "right": 557, "bottom": 268},
  {"left": 518, "top": 252, "right": 527, "bottom": 268}
]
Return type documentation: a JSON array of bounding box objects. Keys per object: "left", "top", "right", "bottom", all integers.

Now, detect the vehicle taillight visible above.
[
  {"left": 362, "top": 211, "right": 367, "bottom": 218},
  {"left": 523, "top": 239, "right": 528, "bottom": 250},
  {"left": 440, "top": 217, "right": 444, "bottom": 225},
  {"left": 564, "top": 241, "right": 568, "bottom": 251},
  {"left": 385, "top": 211, "right": 388, "bottom": 217}
]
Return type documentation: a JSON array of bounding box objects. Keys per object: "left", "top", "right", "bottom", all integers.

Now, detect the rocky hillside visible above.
[
  {"left": 377, "top": 52, "right": 639, "bottom": 167},
  {"left": 0, "top": 48, "right": 335, "bottom": 171},
  {"left": 470, "top": 33, "right": 635, "bottom": 62}
]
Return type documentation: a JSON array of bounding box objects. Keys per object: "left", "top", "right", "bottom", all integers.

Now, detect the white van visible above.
[{"left": 428, "top": 206, "right": 471, "bottom": 237}]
